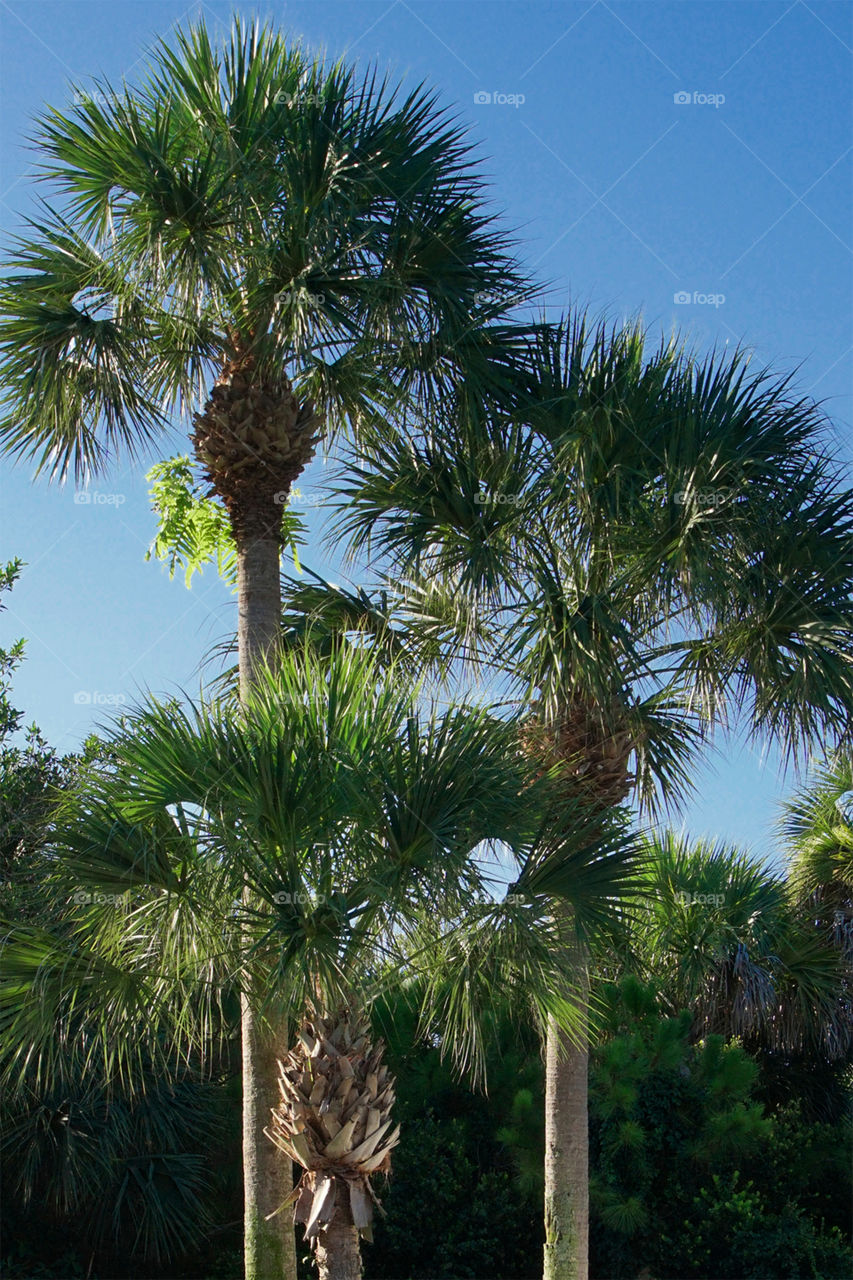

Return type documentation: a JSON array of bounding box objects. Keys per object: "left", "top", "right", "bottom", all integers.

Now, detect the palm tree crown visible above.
[
  {"left": 336, "top": 311, "right": 853, "bottom": 803},
  {"left": 0, "top": 16, "right": 530, "bottom": 529}
]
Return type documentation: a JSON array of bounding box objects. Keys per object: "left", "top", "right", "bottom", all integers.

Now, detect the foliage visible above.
[
  {"left": 588, "top": 976, "right": 852, "bottom": 1280},
  {"left": 0, "top": 643, "right": 642, "bottom": 1096},
  {"left": 783, "top": 752, "right": 853, "bottom": 951},
  {"left": 0, "top": 643, "right": 641, "bottom": 1279},
  {"left": 145, "top": 456, "right": 306, "bottom": 587},
  {"left": 0, "top": 558, "right": 25, "bottom": 737},
  {"left": 0, "top": 569, "right": 243, "bottom": 1277},
  {"left": 336, "top": 309, "right": 853, "bottom": 808},
  {"left": 662, "top": 1171, "right": 852, "bottom": 1280},
  {"left": 0, "top": 17, "right": 534, "bottom": 483},
  {"left": 2, "top": 1066, "right": 221, "bottom": 1272},
  {"left": 3, "top": 958, "right": 850, "bottom": 1279},
  {"left": 368, "top": 978, "right": 853, "bottom": 1280},
  {"left": 366, "top": 1112, "right": 539, "bottom": 1280},
  {"left": 363, "top": 987, "right": 542, "bottom": 1280},
  {"left": 0, "top": 562, "right": 81, "bottom": 928},
  {"left": 625, "top": 833, "right": 851, "bottom": 1060}
]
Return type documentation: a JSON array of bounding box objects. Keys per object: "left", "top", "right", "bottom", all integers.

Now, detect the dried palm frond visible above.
[{"left": 266, "top": 1007, "right": 399, "bottom": 1244}]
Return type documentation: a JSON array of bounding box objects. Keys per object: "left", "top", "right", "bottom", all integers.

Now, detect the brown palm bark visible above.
[
  {"left": 236, "top": 536, "right": 283, "bottom": 701},
  {"left": 543, "top": 943, "right": 589, "bottom": 1280},
  {"left": 267, "top": 1007, "right": 399, "bottom": 1280},
  {"left": 315, "top": 1205, "right": 362, "bottom": 1280},
  {"left": 242, "top": 998, "right": 296, "bottom": 1280}
]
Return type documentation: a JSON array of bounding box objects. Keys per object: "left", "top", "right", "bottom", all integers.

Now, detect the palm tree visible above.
[
  {"left": 333, "top": 310, "right": 853, "bottom": 1280},
  {"left": 783, "top": 754, "right": 853, "bottom": 949},
  {"left": 0, "top": 642, "right": 639, "bottom": 1280},
  {"left": 2, "top": 1058, "right": 221, "bottom": 1274},
  {"left": 779, "top": 756, "right": 853, "bottom": 1085},
  {"left": 629, "top": 833, "right": 850, "bottom": 1058},
  {"left": 0, "top": 18, "right": 533, "bottom": 1276}
]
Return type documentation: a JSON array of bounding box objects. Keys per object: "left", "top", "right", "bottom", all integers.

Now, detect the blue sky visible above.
[{"left": 1, "top": 1, "right": 851, "bottom": 865}]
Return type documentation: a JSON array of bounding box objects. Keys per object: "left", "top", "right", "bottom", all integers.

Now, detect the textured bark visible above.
[
  {"left": 242, "top": 1002, "right": 296, "bottom": 1280},
  {"left": 315, "top": 1205, "right": 363, "bottom": 1280},
  {"left": 237, "top": 533, "right": 297, "bottom": 1280},
  {"left": 237, "top": 537, "right": 282, "bottom": 699},
  {"left": 192, "top": 353, "right": 319, "bottom": 543},
  {"left": 525, "top": 704, "right": 630, "bottom": 1280},
  {"left": 269, "top": 1007, "right": 398, "bottom": 1213},
  {"left": 543, "top": 948, "right": 589, "bottom": 1280}
]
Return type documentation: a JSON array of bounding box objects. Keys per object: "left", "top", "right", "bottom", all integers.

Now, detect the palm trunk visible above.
[
  {"left": 237, "top": 535, "right": 283, "bottom": 700},
  {"left": 543, "top": 944, "right": 589, "bottom": 1280},
  {"left": 242, "top": 1001, "right": 297, "bottom": 1280},
  {"left": 315, "top": 1206, "right": 362, "bottom": 1280},
  {"left": 237, "top": 533, "right": 297, "bottom": 1280},
  {"left": 529, "top": 699, "right": 629, "bottom": 1280}
]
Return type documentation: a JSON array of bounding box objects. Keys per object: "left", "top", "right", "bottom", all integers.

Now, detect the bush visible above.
[
  {"left": 663, "top": 1171, "right": 852, "bottom": 1280},
  {"left": 364, "top": 1111, "right": 540, "bottom": 1280}
]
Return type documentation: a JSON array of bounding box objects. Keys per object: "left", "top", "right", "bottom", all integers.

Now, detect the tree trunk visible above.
[
  {"left": 543, "top": 945, "right": 589, "bottom": 1280},
  {"left": 237, "top": 533, "right": 297, "bottom": 1280},
  {"left": 242, "top": 1001, "right": 296, "bottom": 1280},
  {"left": 315, "top": 1199, "right": 363, "bottom": 1280},
  {"left": 237, "top": 535, "right": 283, "bottom": 700}
]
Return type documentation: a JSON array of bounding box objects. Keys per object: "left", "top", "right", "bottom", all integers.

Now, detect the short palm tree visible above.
[
  {"left": 2, "top": 1058, "right": 220, "bottom": 1273},
  {"left": 783, "top": 754, "right": 853, "bottom": 948},
  {"left": 630, "top": 833, "right": 850, "bottom": 1058},
  {"left": 334, "top": 310, "right": 853, "bottom": 1280},
  {"left": 780, "top": 756, "right": 853, "bottom": 1077},
  {"left": 0, "top": 643, "right": 639, "bottom": 1280},
  {"left": 0, "top": 17, "right": 533, "bottom": 1276}
]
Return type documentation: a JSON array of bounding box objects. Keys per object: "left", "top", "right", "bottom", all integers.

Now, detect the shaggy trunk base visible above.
[
  {"left": 315, "top": 1208, "right": 363, "bottom": 1280},
  {"left": 242, "top": 999, "right": 297, "bottom": 1280},
  {"left": 543, "top": 958, "right": 589, "bottom": 1280}
]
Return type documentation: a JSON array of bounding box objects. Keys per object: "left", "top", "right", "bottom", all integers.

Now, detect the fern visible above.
[{"left": 145, "top": 456, "right": 305, "bottom": 589}]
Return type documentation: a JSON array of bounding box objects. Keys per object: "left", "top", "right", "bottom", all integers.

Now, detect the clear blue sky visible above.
[{"left": 1, "top": 1, "right": 851, "bottom": 865}]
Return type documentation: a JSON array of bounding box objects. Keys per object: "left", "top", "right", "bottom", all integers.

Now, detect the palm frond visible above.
[{"left": 0, "top": 216, "right": 168, "bottom": 479}]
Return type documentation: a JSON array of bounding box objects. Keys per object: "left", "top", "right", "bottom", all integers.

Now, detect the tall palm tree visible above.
[
  {"left": 0, "top": 18, "right": 533, "bottom": 1276},
  {"left": 0, "top": 643, "right": 639, "bottom": 1280},
  {"left": 333, "top": 310, "right": 853, "bottom": 1280}
]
